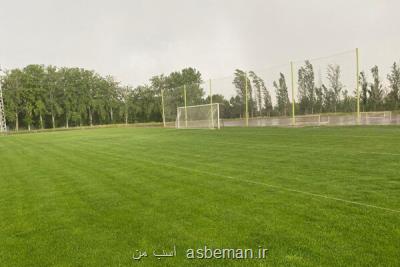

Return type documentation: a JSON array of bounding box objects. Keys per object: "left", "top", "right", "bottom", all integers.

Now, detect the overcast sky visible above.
[{"left": 0, "top": 0, "right": 399, "bottom": 87}]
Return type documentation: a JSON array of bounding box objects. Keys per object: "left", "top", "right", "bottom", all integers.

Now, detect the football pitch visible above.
[{"left": 0, "top": 126, "right": 399, "bottom": 266}]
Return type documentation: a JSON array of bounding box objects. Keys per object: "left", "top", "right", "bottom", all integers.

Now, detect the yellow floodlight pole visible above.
[
  {"left": 245, "top": 72, "right": 249, "bottom": 127},
  {"left": 291, "top": 61, "right": 295, "bottom": 126},
  {"left": 356, "top": 48, "right": 360, "bottom": 124},
  {"left": 184, "top": 84, "right": 188, "bottom": 128},
  {"left": 161, "top": 88, "right": 166, "bottom": 127},
  {"left": 210, "top": 79, "right": 214, "bottom": 128}
]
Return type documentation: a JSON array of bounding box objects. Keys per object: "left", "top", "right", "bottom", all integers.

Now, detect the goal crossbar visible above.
[{"left": 176, "top": 103, "right": 220, "bottom": 129}]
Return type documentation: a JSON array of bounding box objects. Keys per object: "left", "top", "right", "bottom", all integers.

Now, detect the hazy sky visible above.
[{"left": 0, "top": 0, "right": 399, "bottom": 87}]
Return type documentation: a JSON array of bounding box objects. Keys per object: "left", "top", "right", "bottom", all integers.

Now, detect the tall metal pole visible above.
[
  {"left": 184, "top": 84, "right": 187, "bottom": 128},
  {"left": 291, "top": 61, "right": 295, "bottom": 126},
  {"left": 245, "top": 72, "right": 249, "bottom": 127},
  {"left": 356, "top": 48, "right": 360, "bottom": 124},
  {"left": 161, "top": 88, "right": 166, "bottom": 127}
]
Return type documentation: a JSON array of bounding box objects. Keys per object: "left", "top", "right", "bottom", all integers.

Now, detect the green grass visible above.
[{"left": 0, "top": 126, "right": 399, "bottom": 266}]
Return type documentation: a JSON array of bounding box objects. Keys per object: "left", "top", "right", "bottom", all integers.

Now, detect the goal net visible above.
[
  {"left": 360, "top": 111, "right": 392, "bottom": 124},
  {"left": 176, "top": 103, "right": 220, "bottom": 129},
  {"left": 294, "top": 114, "right": 322, "bottom": 126}
]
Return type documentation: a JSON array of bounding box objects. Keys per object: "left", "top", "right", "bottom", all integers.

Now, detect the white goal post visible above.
[
  {"left": 360, "top": 111, "right": 392, "bottom": 124},
  {"left": 360, "top": 111, "right": 392, "bottom": 119},
  {"left": 176, "top": 103, "right": 220, "bottom": 129},
  {"left": 294, "top": 114, "right": 324, "bottom": 126}
]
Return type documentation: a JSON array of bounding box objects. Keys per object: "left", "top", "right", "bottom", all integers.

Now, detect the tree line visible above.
[
  {"left": 295, "top": 61, "right": 400, "bottom": 115},
  {"left": 233, "top": 61, "right": 400, "bottom": 118},
  {"left": 1, "top": 61, "right": 399, "bottom": 130}
]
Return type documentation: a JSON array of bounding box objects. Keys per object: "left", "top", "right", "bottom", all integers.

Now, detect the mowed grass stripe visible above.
[
  {"left": 2, "top": 129, "right": 396, "bottom": 210},
  {"left": 0, "top": 127, "right": 399, "bottom": 266},
  {"left": 3, "top": 127, "right": 396, "bottom": 211},
  {"left": 60, "top": 132, "right": 400, "bottom": 212},
  {"left": 34, "top": 130, "right": 398, "bottom": 214},
  {"left": 44, "top": 128, "right": 399, "bottom": 209}
]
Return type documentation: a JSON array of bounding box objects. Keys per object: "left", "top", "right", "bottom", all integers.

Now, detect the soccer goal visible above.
[
  {"left": 294, "top": 114, "right": 323, "bottom": 126},
  {"left": 176, "top": 103, "right": 220, "bottom": 129},
  {"left": 360, "top": 111, "right": 392, "bottom": 124}
]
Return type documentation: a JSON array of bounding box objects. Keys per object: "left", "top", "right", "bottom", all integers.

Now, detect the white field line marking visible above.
[
  {"left": 59, "top": 136, "right": 400, "bottom": 213},
  {"left": 90, "top": 133, "right": 400, "bottom": 158},
  {"left": 186, "top": 129, "right": 400, "bottom": 139},
  {"left": 80, "top": 138, "right": 399, "bottom": 214},
  {"left": 165, "top": 130, "right": 400, "bottom": 156},
  {"left": 154, "top": 161, "right": 400, "bottom": 214},
  {"left": 178, "top": 138, "right": 400, "bottom": 158},
  {"left": 359, "top": 151, "right": 400, "bottom": 156},
  {"left": 79, "top": 138, "right": 396, "bottom": 193}
]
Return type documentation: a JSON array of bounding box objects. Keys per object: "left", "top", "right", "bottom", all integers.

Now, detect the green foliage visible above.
[
  {"left": 359, "top": 71, "right": 369, "bottom": 111},
  {"left": 315, "top": 85, "right": 324, "bottom": 113},
  {"left": 369, "top": 65, "right": 384, "bottom": 111},
  {"left": 2, "top": 69, "right": 23, "bottom": 129},
  {"left": 233, "top": 69, "right": 253, "bottom": 117},
  {"left": 327, "top": 64, "right": 343, "bottom": 113},
  {"left": 386, "top": 62, "right": 400, "bottom": 110},
  {"left": 2, "top": 61, "right": 400, "bottom": 130},
  {"left": 322, "top": 84, "right": 335, "bottom": 112},
  {"left": 274, "top": 73, "right": 290, "bottom": 116},
  {"left": 249, "top": 71, "right": 263, "bottom": 116},
  {"left": 151, "top": 68, "right": 204, "bottom": 122},
  {"left": 248, "top": 71, "right": 273, "bottom": 117},
  {"left": 1, "top": 66, "right": 205, "bottom": 130},
  {"left": 298, "top": 60, "right": 315, "bottom": 114},
  {"left": 131, "top": 85, "right": 161, "bottom": 122}
]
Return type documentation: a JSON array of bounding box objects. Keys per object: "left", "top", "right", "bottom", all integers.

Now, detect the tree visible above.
[
  {"left": 322, "top": 84, "right": 334, "bottom": 112},
  {"left": 386, "top": 62, "right": 400, "bottom": 110},
  {"left": 315, "top": 85, "right": 324, "bottom": 113},
  {"left": 2, "top": 69, "right": 23, "bottom": 131},
  {"left": 327, "top": 64, "right": 343, "bottom": 113},
  {"left": 205, "top": 94, "right": 230, "bottom": 118},
  {"left": 359, "top": 71, "right": 368, "bottom": 111},
  {"left": 167, "top": 68, "right": 204, "bottom": 106},
  {"left": 44, "top": 66, "right": 63, "bottom": 128},
  {"left": 118, "top": 86, "right": 132, "bottom": 125},
  {"left": 298, "top": 60, "right": 315, "bottom": 114},
  {"left": 248, "top": 71, "right": 263, "bottom": 116},
  {"left": 341, "top": 89, "right": 355, "bottom": 112},
  {"left": 131, "top": 85, "right": 161, "bottom": 122},
  {"left": 233, "top": 69, "right": 252, "bottom": 117},
  {"left": 151, "top": 68, "right": 204, "bottom": 122},
  {"left": 29, "top": 65, "right": 47, "bottom": 129},
  {"left": 248, "top": 71, "right": 272, "bottom": 117},
  {"left": 262, "top": 84, "right": 273, "bottom": 117},
  {"left": 22, "top": 65, "right": 46, "bottom": 130},
  {"left": 228, "top": 95, "right": 242, "bottom": 118},
  {"left": 58, "top": 68, "right": 70, "bottom": 128},
  {"left": 274, "top": 73, "right": 290, "bottom": 116},
  {"left": 369, "top": 65, "right": 383, "bottom": 111},
  {"left": 150, "top": 74, "right": 168, "bottom": 123},
  {"left": 85, "top": 70, "right": 97, "bottom": 126}
]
